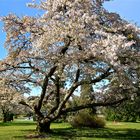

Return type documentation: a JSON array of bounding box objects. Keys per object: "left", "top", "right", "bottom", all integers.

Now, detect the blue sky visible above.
[
  {"left": 0, "top": 0, "right": 140, "bottom": 60},
  {"left": 0, "top": 0, "right": 42, "bottom": 60}
]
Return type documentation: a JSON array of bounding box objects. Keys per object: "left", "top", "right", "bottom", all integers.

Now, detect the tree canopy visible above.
[{"left": 0, "top": 0, "right": 140, "bottom": 133}]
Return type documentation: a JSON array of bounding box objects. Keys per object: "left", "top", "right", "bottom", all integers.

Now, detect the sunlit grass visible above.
[
  {"left": 0, "top": 120, "right": 140, "bottom": 140},
  {"left": 0, "top": 120, "right": 35, "bottom": 140}
]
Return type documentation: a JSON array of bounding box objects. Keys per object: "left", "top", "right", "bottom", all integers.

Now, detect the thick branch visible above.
[
  {"left": 37, "top": 66, "right": 57, "bottom": 111},
  {"left": 60, "top": 35, "right": 71, "bottom": 55},
  {"left": 47, "top": 76, "right": 60, "bottom": 116},
  {"left": 56, "top": 68, "right": 112, "bottom": 117},
  {"left": 19, "top": 101, "right": 33, "bottom": 110},
  {"left": 78, "top": 68, "right": 112, "bottom": 86},
  {"left": 61, "top": 97, "right": 128, "bottom": 114},
  {"left": 34, "top": 66, "right": 57, "bottom": 119},
  {"left": 56, "top": 69, "right": 80, "bottom": 116},
  {"left": 75, "top": 69, "right": 80, "bottom": 83}
]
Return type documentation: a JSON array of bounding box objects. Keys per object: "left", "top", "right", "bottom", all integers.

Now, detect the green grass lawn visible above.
[{"left": 0, "top": 120, "right": 140, "bottom": 140}]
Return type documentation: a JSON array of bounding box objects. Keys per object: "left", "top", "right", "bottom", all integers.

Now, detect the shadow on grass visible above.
[
  {"left": 14, "top": 127, "right": 140, "bottom": 140},
  {"left": 48, "top": 127, "right": 140, "bottom": 140},
  {"left": 0, "top": 121, "right": 35, "bottom": 126}
]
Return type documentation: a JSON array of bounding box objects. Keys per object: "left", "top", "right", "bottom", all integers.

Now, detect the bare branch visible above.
[
  {"left": 75, "top": 69, "right": 80, "bottom": 83},
  {"left": 37, "top": 66, "right": 57, "bottom": 111},
  {"left": 56, "top": 68, "right": 112, "bottom": 116},
  {"left": 78, "top": 68, "right": 112, "bottom": 85},
  {"left": 19, "top": 100, "right": 33, "bottom": 110},
  {"left": 61, "top": 97, "right": 128, "bottom": 114},
  {"left": 47, "top": 76, "right": 60, "bottom": 116}
]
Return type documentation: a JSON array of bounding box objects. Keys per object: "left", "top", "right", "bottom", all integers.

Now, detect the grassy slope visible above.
[{"left": 0, "top": 121, "right": 140, "bottom": 140}]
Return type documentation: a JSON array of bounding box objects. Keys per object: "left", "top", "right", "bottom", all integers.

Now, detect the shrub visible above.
[
  {"left": 105, "top": 107, "right": 138, "bottom": 122},
  {"left": 70, "top": 112, "right": 105, "bottom": 128},
  {"left": 33, "top": 114, "right": 36, "bottom": 121}
]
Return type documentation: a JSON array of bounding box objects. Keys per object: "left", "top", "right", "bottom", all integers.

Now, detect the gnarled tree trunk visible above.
[
  {"left": 3, "top": 113, "right": 7, "bottom": 123},
  {"left": 2, "top": 109, "right": 8, "bottom": 123},
  {"left": 36, "top": 118, "right": 51, "bottom": 133}
]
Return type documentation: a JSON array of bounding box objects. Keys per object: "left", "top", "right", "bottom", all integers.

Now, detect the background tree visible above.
[
  {"left": 0, "top": 0, "right": 140, "bottom": 133},
  {"left": 0, "top": 77, "right": 24, "bottom": 122},
  {"left": 80, "top": 76, "right": 96, "bottom": 114},
  {"left": 105, "top": 96, "right": 140, "bottom": 122}
]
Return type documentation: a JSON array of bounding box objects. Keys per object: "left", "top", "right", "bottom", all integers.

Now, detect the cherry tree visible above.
[
  {"left": 0, "top": 0, "right": 140, "bottom": 133},
  {"left": 0, "top": 77, "right": 25, "bottom": 122}
]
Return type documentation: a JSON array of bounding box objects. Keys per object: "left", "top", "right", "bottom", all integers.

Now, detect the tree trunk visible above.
[
  {"left": 3, "top": 113, "right": 7, "bottom": 123},
  {"left": 36, "top": 119, "right": 51, "bottom": 133},
  {"left": 2, "top": 112, "right": 9, "bottom": 123}
]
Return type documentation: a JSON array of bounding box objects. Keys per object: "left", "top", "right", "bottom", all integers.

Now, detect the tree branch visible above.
[
  {"left": 19, "top": 101, "right": 33, "bottom": 110},
  {"left": 47, "top": 76, "right": 60, "bottom": 116},
  {"left": 60, "top": 35, "right": 71, "bottom": 55},
  {"left": 75, "top": 69, "right": 80, "bottom": 83},
  {"left": 56, "top": 68, "right": 112, "bottom": 117},
  {"left": 78, "top": 68, "right": 112, "bottom": 86},
  {"left": 37, "top": 66, "right": 57, "bottom": 111},
  {"left": 61, "top": 97, "right": 128, "bottom": 114}
]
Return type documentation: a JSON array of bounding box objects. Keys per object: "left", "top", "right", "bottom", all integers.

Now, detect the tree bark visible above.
[
  {"left": 36, "top": 119, "right": 51, "bottom": 133},
  {"left": 3, "top": 113, "right": 7, "bottom": 123},
  {"left": 2, "top": 109, "right": 8, "bottom": 123}
]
